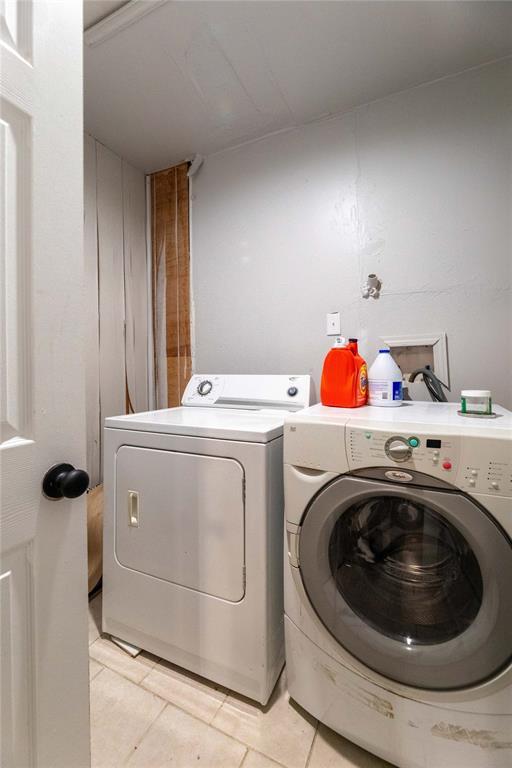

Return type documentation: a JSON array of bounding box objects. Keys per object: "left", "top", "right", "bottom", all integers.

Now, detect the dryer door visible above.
[
  {"left": 115, "top": 446, "right": 245, "bottom": 602},
  {"left": 299, "top": 473, "right": 512, "bottom": 690}
]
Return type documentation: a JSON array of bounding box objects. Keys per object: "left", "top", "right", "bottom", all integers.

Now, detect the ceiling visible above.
[{"left": 84, "top": 1, "right": 512, "bottom": 172}]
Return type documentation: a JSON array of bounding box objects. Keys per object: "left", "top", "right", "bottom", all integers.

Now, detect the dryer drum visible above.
[{"left": 329, "top": 496, "right": 483, "bottom": 646}]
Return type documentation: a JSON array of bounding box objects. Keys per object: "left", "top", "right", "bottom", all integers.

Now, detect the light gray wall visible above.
[{"left": 191, "top": 59, "right": 512, "bottom": 408}]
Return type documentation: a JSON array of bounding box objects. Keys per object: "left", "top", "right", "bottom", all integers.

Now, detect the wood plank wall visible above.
[
  {"left": 150, "top": 163, "right": 192, "bottom": 407},
  {"left": 84, "top": 135, "right": 149, "bottom": 485}
]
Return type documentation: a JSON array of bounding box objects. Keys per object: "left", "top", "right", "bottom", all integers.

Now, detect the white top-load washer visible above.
[
  {"left": 102, "top": 374, "right": 310, "bottom": 704},
  {"left": 284, "top": 402, "right": 512, "bottom": 768}
]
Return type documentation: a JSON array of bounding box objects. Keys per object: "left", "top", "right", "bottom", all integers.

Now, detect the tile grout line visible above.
[
  {"left": 121, "top": 700, "right": 169, "bottom": 766},
  {"left": 91, "top": 663, "right": 254, "bottom": 759},
  {"left": 191, "top": 697, "right": 305, "bottom": 768},
  {"left": 137, "top": 668, "right": 229, "bottom": 719},
  {"left": 89, "top": 663, "right": 167, "bottom": 768},
  {"left": 304, "top": 722, "right": 320, "bottom": 768},
  {"left": 119, "top": 695, "right": 256, "bottom": 768},
  {"left": 137, "top": 663, "right": 154, "bottom": 687},
  {"left": 88, "top": 644, "right": 208, "bottom": 707},
  {"left": 89, "top": 660, "right": 156, "bottom": 689},
  {"left": 90, "top": 652, "right": 302, "bottom": 768},
  {"left": 89, "top": 656, "right": 170, "bottom": 705},
  {"left": 89, "top": 659, "right": 106, "bottom": 683},
  {"left": 89, "top": 638, "right": 161, "bottom": 686},
  {"left": 88, "top": 633, "right": 101, "bottom": 648},
  {"left": 89, "top": 664, "right": 106, "bottom": 684},
  {"left": 242, "top": 745, "right": 290, "bottom": 768},
  {"left": 204, "top": 693, "right": 229, "bottom": 726}
]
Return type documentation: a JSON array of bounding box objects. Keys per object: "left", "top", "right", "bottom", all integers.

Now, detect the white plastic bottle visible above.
[{"left": 368, "top": 349, "right": 403, "bottom": 406}]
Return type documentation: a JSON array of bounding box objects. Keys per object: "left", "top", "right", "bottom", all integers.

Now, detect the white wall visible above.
[
  {"left": 84, "top": 134, "right": 149, "bottom": 485},
  {"left": 191, "top": 59, "right": 512, "bottom": 408}
]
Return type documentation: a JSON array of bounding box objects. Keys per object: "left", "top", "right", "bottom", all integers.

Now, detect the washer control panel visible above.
[
  {"left": 347, "top": 427, "right": 512, "bottom": 497},
  {"left": 458, "top": 436, "right": 512, "bottom": 496},
  {"left": 385, "top": 436, "right": 412, "bottom": 463},
  {"left": 347, "top": 427, "right": 459, "bottom": 480}
]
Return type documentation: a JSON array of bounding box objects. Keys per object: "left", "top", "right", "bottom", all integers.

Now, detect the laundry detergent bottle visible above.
[
  {"left": 368, "top": 349, "right": 403, "bottom": 406},
  {"left": 320, "top": 337, "right": 368, "bottom": 408},
  {"left": 348, "top": 339, "right": 368, "bottom": 407}
]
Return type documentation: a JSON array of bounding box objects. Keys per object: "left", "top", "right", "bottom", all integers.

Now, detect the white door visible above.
[{"left": 1, "top": 2, "right": 90, "bottom": 767}]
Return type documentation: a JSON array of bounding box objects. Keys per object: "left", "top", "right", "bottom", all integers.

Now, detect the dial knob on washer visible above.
[
  {"left": 197, "top": 379, "right": 213, "bottom": 396},
  {"left": 385, "top": 437, "right": 412, "bottom": 463}
]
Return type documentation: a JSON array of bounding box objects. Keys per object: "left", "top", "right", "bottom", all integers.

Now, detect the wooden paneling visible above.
[{"left": 151, "top": 163, "right": 191, "bottom": 407}]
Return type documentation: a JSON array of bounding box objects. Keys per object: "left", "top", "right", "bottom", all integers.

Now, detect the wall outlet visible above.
[{"left": 326, "top": 312, "right": 341, "bottom": 336}]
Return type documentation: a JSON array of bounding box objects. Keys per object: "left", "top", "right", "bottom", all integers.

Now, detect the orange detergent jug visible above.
[{"left": 320, "top": 337, "right": 368, "bottom": 408}]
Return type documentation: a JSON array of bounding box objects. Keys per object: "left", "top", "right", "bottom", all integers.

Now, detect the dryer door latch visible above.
[{"left": 128, "top": 490, "right": 139, "bottom": 527}]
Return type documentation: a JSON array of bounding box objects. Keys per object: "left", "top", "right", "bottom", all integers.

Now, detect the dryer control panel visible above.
[
  {"left": 182, "top": 375, "right": 225, "bottom": 405},
  {"left": 182, "top": 374, "right": 311, "bottom": 411}
]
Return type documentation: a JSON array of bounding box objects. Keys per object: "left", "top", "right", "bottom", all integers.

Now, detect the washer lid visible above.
[
  {"left": 291, "top": 401, "right": 512, "bottom": 434},
  {"left": 105, "top": 406, "right": 288, "bottom": 442}
]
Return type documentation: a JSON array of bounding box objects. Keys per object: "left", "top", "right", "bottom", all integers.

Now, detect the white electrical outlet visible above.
[{"left": 326, "top": 312, "right": 341, "bottom": 336}]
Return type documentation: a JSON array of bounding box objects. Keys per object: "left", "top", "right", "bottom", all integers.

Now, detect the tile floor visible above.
[{"left": 89, "top": 593, "right": 394, "bottom": 768}]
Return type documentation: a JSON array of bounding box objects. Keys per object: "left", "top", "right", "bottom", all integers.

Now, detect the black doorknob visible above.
[{"left": 43, "top": 463, "right": 89, "bottom": 500}]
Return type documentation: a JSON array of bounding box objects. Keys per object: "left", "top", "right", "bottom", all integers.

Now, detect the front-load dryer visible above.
[
  {"left": 103, "top": 374, "right": 310, "bottom": 704},
  {"left": 283, "top": 402, "right": 512, "bottom": 768}
]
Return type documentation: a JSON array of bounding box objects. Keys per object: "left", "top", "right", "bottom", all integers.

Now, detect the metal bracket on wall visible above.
[{"left": 362, "top": 274, "right": 382, "bottom": 299}]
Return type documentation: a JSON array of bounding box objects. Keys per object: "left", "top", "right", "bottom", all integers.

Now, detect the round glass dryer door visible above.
[{"left": 299, "top": 474, "right": 512, "bottom": 690}]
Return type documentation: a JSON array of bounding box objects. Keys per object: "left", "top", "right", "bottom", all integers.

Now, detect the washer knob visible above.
[
  {"left": 197, "top": 379, "right": 213, "bottom": 396},
  {"left": 385, "top": 437, "right": 413, "bottom": 463},
  {"left": 287, "top": 386, "right": 298, "bottom": 397}
]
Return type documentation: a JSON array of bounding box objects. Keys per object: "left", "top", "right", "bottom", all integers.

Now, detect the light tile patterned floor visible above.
[{"left": 89, "top": 594, "right": 393, "bottom": 768}]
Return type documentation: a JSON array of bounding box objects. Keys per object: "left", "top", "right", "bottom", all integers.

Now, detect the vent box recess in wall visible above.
[{"left": 379, "top": 333, "right": 449, "bottom": 387}]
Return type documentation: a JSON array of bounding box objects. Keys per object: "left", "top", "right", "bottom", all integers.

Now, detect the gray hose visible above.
[{"left": 409, "top": 365, "right": 448, "bottom": 402}]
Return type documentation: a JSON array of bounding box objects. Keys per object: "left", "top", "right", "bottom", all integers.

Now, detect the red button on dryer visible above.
[{"left": 442, "top": 461, "right": 452, "bottom": 470}]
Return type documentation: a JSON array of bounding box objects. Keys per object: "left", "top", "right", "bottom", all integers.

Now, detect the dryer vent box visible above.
[{"left": 380, "top": 333, "right": 449, "bottom": 386}]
